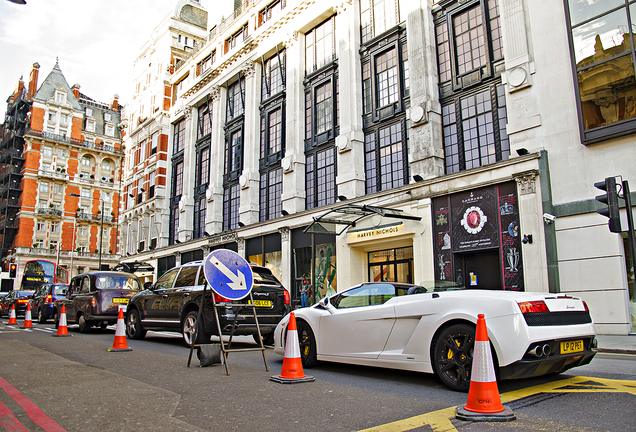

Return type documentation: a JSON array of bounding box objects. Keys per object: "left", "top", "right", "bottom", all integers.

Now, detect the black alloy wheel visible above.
[
  {"left": 296, "top": 320, "right": 318, "bottom": 368},
  {"left": 78, "top": 314, "right": 92, "bottom": 333},
  {"left": 125, "top": 309, "right": 147, "bottom": 340},
  {"left": 433, "top": 323, "right": 476, "bottom": 392}
]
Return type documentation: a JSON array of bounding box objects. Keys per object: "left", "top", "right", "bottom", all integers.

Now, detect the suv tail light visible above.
[
  {"left": 213, "top": 293, "right": 231, "bottom": 303},
  {"left": 283, "top": 290, "right": 290, "bottom": 305},
  {"left": 517, "top": 300, "right": 549, "bottom": 313},
  {"left": 91, "top": 297, "right": 96, "bottom": 308},
  {"left": 44, "top": 295, "right": 53, "bottom": 304},
  {"left": 17, "top": 299, "right": 28, "bottom": 304}
]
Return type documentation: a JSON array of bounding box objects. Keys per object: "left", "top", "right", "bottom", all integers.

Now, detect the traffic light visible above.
[
  {"left": 9, "top": 263, "right": 17, "bottom": 278},
  {"left": 594, "top": 177, "right": 621, "bottom": 233}
]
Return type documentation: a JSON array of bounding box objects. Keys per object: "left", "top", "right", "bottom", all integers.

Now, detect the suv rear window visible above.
[
  {"left": 252, "top": 267, "right": 280, "bottom": 285},
  {"left": 52, "top": 285, "right": 67, "bottom": 295},
  {"left": 96, "top": 276, "right": 141, "bottom": 291}
]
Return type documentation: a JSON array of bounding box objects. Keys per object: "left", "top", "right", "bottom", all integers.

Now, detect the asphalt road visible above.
[{"left": 1, "top": 322, "right": 635, "bottom": 432}]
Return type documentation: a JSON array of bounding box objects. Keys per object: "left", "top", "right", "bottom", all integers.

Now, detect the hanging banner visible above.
[
  {"left": 432, "top": 196, "right": 453, "bottom": 282},
  {"left": 498, "top": 182, "right": 524, "bottom": 291},
  {"left": 451, "top": 186, "right": 500, "bottom": 252}
]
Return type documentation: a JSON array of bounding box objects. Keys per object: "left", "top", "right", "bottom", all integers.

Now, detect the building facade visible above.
[
  {"left": 1, "top": 61, "right": 124, "bottom": 288},
  {"left": 120, "top": 0, "right": 208, "bottom": 281},
  {"left": 122, "top": 0, "right": 636, "bottom": 334}
]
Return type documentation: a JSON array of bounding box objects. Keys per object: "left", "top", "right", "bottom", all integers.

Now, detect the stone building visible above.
[
  {"left": 122, "top": 0, "right": 636, "bottom": 334},
  {"left": 0, "top": 61, "right": 124, "bottom": 288}
]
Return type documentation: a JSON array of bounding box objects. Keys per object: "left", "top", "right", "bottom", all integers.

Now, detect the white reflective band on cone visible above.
[
  {"left": 471, "top": 340, "right": 497, "bottom": 383},
  {"left": 24, "top": 310, "right": 31, "bottom": 320},
  {"left": 284, "top": 329, "right": 301, "bottom": 359},
  {"left": 59, "top": 313, "right": 67, "bottom": 327}
]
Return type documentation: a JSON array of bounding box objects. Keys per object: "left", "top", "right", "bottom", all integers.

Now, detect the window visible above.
[
  {"left": 41, "top": 163, "right": 50, "bottom": 172},
  {"left": 51, "top": 222, "right": 59, "bottom": 233},
  {"left": 197, "top": 146, "right": 210, "bottom": 188},
  {"left": 173, "top": 161, "right": 184, "bottom": 197},
  {"left": 306, "top": 17, "right": 336, "bottom": 74},
  {"left": 103, "top": 192, "right": 112, "bottom": 204},
  {"left": 173, "top": 118, "right": 186, "bottom": 154},
  {"left": 81, "top": 188, "right": 90, "bottom": 199},
  {"left": 55, "top": 91, "right": 66, "bottom": 104},
  {"left": 435, "top": 0, "right": 508, "bottom": 174},
  {"left": 305, "top": 77, "right": 339, "bottom": 145},
  {"left": 53, "top": 183, "right": 63, "bottom": 195},
  {"left": 260, "top": 107, "right": 284, "bottom": 165},
  {"left": 86, "top": 120, "right": 95, "bottom": 132},
  {"left": 104, "top": 112, "right": 112, "bottom": 122},
  {"left": 85, "top": 108, "right": 93, "bottom": 117},
  {"left": 262, "top": 51, "right": 286, "bottom": 101},
  {"left": 40, "top": 182, "right": 49, "bottom": 194},
  {"left": 226, "top": 79, "right": 245, "bottom": 122},
  {"left": 360, "top": 0, "right": 404, "bottom": 43},
  {"left": 78, "top": 226, "right": 88, "bottom": 237},
  {"left": 225, "top": 129, "right": 243, "bottom": 182},
  {"left": 37, "top": 221, "right": 45, "bottom": 231},
  {"left": 50, "top": 240, "right": 58, "bottom": 251},
  {"left": 223, "top": 183, "right": 240, "bottom": 231},
  {"left": 306, "top": 147, "right": 336, "bottom": 209},
  {"left": 169, "top": 208, "right": 179, "bottom": 245},
  {"left": 151, "top": 132, "right": 158, "bottom": 155},
  {"left": 260, "top": 168, "right": 283, "bottom": 221},
  {"left": 105, "top": 125, "right": 115, "bottom": 136},
  {"left": 198, "top": 52, "right": 215, "bottom": 74},
  {"left": 193, "top": 197, "right": 206, "bottom": 239},
  {"left": 34, "top": 239, "right": 45, "bottom": 249},
  {"left": 42, "top": 146, "right": 52, "bottom": 157},
  {"left": 175, "top": 266, "right": 199, "bottom": 287},
  {"left": 57, "top": 148, "right": 66, "bottom": 158},
  {"left": 332, "top": 283, "right": 407, "bottom": 308},
  {"left": 48, "top": 112, "right": 56, "bottom": 122},
  {"left": 149, "top": 172, "right": 156, "bottom": 198},
  {"left": 155, "top": 268, "right": 179, "bottom": 290},
  {"left": 364, "top": 121, "right": 408, "bottom": 193},
  {"left": 260, "top": 0, "right": 283, "bottom": 25},
  {"left": 81, "top": 156, "right": 91, "bottom": 166},
  {"left": 564, "top": 0, "right": 636, "bottom": 143},
  {"left": 226, "top": 24, "right": 248, "bottom": 52},
  {"left": 102, "top": 160, "right": 112, "bottom": 171},
  {"left": 198, "top": 102, "right": 212, "bottom": 140}
]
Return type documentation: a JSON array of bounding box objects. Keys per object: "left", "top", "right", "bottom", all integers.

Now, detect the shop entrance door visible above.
[
  {"left": 458, "top": 249, "right": 501, "bottom": 290},
  {"left": 368, "top": 247, "right": 413, "bottom": 283}
]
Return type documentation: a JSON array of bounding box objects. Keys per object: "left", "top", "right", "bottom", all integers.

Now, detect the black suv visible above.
[{"left": 125, "top": 261, "right": 291, "bottom": 346}]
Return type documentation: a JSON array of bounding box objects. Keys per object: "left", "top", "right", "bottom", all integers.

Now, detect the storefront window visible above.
[
  {"left": 369, "top": 247, "right": 413, "bottom": 283},
  {"left": 292, "top": 229, "right": 337, "bottom": 308},
  {"left": 624, "top": 238, "right": 635, "bottom": 333},
  {"left": 247, "top": 234, "right": 283, "bottom": 285}
]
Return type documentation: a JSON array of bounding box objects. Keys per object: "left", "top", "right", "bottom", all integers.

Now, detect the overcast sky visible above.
[{"left": 0, "top": 0, "right": 234, "bottom": 118}]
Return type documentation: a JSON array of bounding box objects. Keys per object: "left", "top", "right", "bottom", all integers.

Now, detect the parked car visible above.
[
  {"left": 273, "top": 282, "right": 597, "bottom": 392},
  {"left": 30, "top": 283, "right": 68, "bottom": 324},
  {"left": 0, "top": 290, "right": 35, "bottom": 317},
  {"left": 55, "top": 271, "right": 142, "bottom": 332},
  {"left": 125, "top": 261, "right": 291, "bottom": 346}
]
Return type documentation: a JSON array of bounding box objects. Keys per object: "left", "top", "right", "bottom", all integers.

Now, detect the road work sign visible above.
[{"left": 203, "top": 249, "right": 254, "bottom": 300}]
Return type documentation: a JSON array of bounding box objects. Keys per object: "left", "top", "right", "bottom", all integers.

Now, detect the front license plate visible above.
[
  {"left": 561, "top": 340, "right": 583, "bottom": 354},
  {"left": 250, "top": 300, "right": 272, "bottom": 307},
  {"left": 113, "top": 298, "right": 129, "bottom": 304}
]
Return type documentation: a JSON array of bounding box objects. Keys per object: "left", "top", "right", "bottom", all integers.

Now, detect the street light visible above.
[{"left": 71, "top": 193, "right": 105, "bottom": 270}]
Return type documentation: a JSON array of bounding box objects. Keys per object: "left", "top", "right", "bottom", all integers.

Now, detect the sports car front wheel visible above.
[
  {"left": 433, "top": 324, "right": 476, "bottom": 392},
  {"left": 296, "top": 320, "right": 318, "bottom": 368}
]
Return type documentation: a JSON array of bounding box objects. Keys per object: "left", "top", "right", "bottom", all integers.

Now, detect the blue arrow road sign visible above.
[{"left": 203, "top": 249, "right": 254, "bottom": 300}]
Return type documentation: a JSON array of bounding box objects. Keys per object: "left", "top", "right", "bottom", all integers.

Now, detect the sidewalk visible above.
[{"left": 596, "top": 334, "right": 636, "bottom": 354}]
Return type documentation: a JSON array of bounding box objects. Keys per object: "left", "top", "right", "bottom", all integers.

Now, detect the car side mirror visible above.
[
  {"left": 144, "top": 282, "right": 153, "bottom": 290},
  {"left": 318, "top": 297, "right": 337, "bottom": 314}
]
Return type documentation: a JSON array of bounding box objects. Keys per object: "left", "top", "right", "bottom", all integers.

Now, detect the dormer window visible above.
[
  {"left": 105, "top": 125, "right": 115, "bottom": 136},
  {"left": 85, "top": 108, "right": 93, "bottom": 117},
  {"left": 86, "top": 120, "right": 95, "bottom": 132},
  {"left": 104, "top": 112, "right": 112, "bottom": 122},
  {"left": 55, "top": 91, "right": 66, "bottom": 104}
]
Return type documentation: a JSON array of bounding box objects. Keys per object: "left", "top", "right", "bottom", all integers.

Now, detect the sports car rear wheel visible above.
[
  {"left": 296, "top": 320, "right": 317, "bottom": 368},
  {"left": 433, "top": 324, "right": 476, "bottom": 392}
]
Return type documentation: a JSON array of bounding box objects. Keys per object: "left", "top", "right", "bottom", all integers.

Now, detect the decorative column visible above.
[
  {"left": 406, "top": 0, "right": 445, "bottom": 180},
  {"left": 238, "top": 61, "right": 261, "bottom": 226},
  {"left": 178, "top": 105, "right": 197, "bottom": 241},
  {"left": 334, "top": 0, "right": 366, "bottom": 200},
  {"left": 206, "top": 85, "right": 224, "bottom": 234},
  {"left": 279, "top": 227, "right": 291, "bottom": 291},
  {"left": 281, "top": 30, "right": 306, "bottom": 214}
]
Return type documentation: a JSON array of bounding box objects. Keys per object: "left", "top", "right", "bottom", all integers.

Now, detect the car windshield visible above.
[
  {"left": 16, "top": 291, "right": 35, "bottom": 298},
  {"left": 96, "top": 276, "right": 141, "bottom": 291}
]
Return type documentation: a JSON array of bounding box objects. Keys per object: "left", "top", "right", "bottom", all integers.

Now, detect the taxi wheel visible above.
[
  {"left": 53, "top": 310, "right": 59, "bottom": 329},
  {"left": 182, "top": 311, "right": 210, "bottom": 346},
  {"left": 78, "top": 315, "right": 92, "bottom": 333},
  {"left": 432, "top": 324, "right": 475, "bottom": 392},
  {"left": 296, "top": 320, "right": 318, "bottom": 368},
  {"left": 126, "top": 309, "right": 147, "bottom": 340}
]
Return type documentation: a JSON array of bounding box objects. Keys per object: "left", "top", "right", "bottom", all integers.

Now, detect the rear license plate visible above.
[
  {"left": 250, "top": 300, "right": 272, "bottom": 307},
  {"left": 113, "top": 298, "right": 129, "bottom": 304},
  {"left": 560, "top": 340, "right": 583, "bottom": 354}
]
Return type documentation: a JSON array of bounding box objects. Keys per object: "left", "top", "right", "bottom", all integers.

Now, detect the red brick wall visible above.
[
  {"left": 30, "top": 107, "right": 45, "bottom": 132},
  {"left": 14, "top": 218, "right": 35, "bottom": 248}
]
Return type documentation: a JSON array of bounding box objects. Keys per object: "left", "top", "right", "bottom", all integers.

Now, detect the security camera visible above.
[{"left": 543, "top": 213, "right": 556, "bottom": 224}]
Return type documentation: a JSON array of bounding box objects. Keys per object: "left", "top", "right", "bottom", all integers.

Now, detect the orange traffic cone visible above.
[
  {"left": 7, "top": 304, "right": 18, "bottom": 325},
  {"left": 53, "top": 305, "right": 71, "bottom": 337},
  {"left": 456, "top": 314, "right": 515, "bottom": 422},
  {"left": 270, "top": 312, "right": 315, "bottom": 384},
  {"left": 20, "top": 303, "right": 34, "bottom": 328},
  {"left": 107, "top": 306, "right": 132, "bottom": 352}
]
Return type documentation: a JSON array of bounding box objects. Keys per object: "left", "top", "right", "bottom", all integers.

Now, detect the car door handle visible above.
[{"left": 183, "top": 293, "right": 190, "bottom": 297}]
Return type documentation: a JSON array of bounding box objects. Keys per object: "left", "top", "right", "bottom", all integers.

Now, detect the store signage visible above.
[{"left": 347, "top": 222, "right": 404, "bottom": 241}]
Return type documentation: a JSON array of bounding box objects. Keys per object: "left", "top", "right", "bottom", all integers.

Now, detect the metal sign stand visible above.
[{"left": 187, "top": 250, "right": 269, "bottom": 374}]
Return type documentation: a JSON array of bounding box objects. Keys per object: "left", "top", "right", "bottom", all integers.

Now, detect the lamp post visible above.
[{"left": 99, "top": 198, "right": 104, "bottom": 269}]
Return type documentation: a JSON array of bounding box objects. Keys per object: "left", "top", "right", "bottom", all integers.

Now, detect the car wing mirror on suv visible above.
[
  {"left": 318, "top": 297, "right": 337, "bottom": 314},
  {"left": 144, "top": 281, "right": 153, "bottom": 290}
]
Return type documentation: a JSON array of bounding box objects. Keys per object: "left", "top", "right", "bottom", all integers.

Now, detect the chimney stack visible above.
[
  {"left": 27, "top": 62, "right": 40, "bottom": 100},
  {"left": 111, "top": 94, "right": 119, "bottom": 110},
  {"left": 71, "top": 83, "right": 80, "bottom": 99}
]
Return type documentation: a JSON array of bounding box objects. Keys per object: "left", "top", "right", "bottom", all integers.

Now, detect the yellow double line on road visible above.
[{"left": 360, "top": 375, "right": 636, "bottom": 432}]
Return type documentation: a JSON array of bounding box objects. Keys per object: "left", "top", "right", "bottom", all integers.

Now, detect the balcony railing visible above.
[
  {"left": 25, "top": 129, "right": 123, "bottom": 155},
  {"left": 38, "top": 169, "right": 68, "bottom": 180},
  {"left": 36, "top": 206, "right": 62, "bottom": 217},
  {"left": 14, "top": 246, "right": 119, "bottom": 260}
]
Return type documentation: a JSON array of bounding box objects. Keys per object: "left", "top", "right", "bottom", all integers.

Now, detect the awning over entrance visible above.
[
  {"left": 113, "top": 262, "right": 155, "bottom": 274},
  {"left": 304, "top": 205, "right": 422, "bottom": 235}
]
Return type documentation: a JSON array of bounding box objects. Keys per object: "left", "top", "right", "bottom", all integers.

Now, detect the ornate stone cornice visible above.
[
  {"left": 241, "top": 61, "right": 256, "bottom": 79},
  {"left": 210, "top": 86, "right": 221, "bottom": 103},
  {"left": 514, "top": 171, "right": 538, "bottom": 195},
  {"left": 282, "top": 31, "right": 299, "bottom": 49},
  {"left": 279, "top": 227, "right": 290, "bottom": 241}
]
